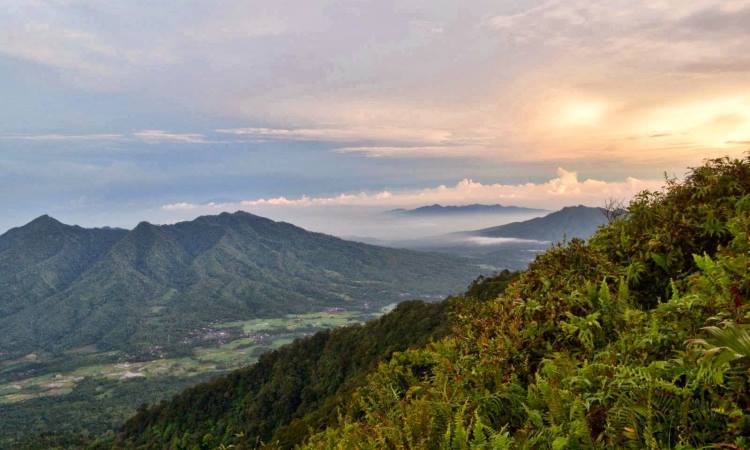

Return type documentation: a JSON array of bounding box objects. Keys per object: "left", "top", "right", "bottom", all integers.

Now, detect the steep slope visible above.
[
  {"left": 0, "top": 211, "right": 480, "bottom": 357},
  {"left": 112, "top": 156, "right": 750, "bottom": 449},
  {"left": 97, "top": 272, "right": 517, "bottom": 450},
  {"left": 0, "top": 216, "right": 127, "bottom": 318},
  {"left": 297, "top": 156, "right": 750, "bottom": 448},
  {"left": 473, "top": 205, "right": 607, "bottom": 242}
]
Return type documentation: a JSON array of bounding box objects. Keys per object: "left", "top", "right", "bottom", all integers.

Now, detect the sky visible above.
[{"left": 1, "top": 0, "right": 749, "bottom": 235}]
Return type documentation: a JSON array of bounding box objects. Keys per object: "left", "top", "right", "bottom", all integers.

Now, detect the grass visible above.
[
  {"left": 0, "top": 309, "right": 381, "bottom": 406},
  {"left": 217, "top": 310, "right": 364, "bottom": 334}
]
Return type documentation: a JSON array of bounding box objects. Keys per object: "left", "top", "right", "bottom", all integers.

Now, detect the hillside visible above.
[
  {"left": 389, "top": 204, "right": 546, "bottom": 216},
  {"left": 0, "top": 211, "right": 480, "bottom": 359},
  {"left": 472, "top": 205, "right": 608, "bottom": 242},
  {"left": 112, "top": 156, "right": 750, "bottom": 449},
  {"left": 87, "top": 271, "right": 516, "bottom": 450},
  {"left": 0, "top": 216, "right": 127, "bottom": 319}
]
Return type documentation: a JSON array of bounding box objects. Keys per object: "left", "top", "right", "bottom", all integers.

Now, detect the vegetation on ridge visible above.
[
  {"left": 302, "top": 156, "right": 750, "bottom": 449},
  {"left": 111, "top": 156, "right": 750, "bottom": 449},
  {"left": 101, "top": 281, "right": 510, "bottom": 450},
  {"left": 0, "top": 211, "right": 479, "bottom": 359}
]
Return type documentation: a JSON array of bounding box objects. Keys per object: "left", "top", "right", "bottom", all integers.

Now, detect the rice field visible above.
[{"left": 0, "top": 309, "right": 375, "bottom": 405}]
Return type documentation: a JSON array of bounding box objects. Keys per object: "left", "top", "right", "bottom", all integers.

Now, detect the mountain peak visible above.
[
  {"left": 133, "top": 220, "right": 157, "bottom": 230},
  {"left": 11, "top": 215, "right": 69, "bottom": 235},
  {"left": 474, "top": 205, "right": 607, "bottom": 242},
  {"left": 128, "top": 221, "right": 165, "bottom": 240},
  {"left": 183, "top": 210, "right": 270, "bottom": 230},
  {"left": 392, "top": 203, "right": 546, "bottom": 216},
  {"left": 29, "top": 214, "right": 62, "bottom": 226},
  {"left": 231, "top": 210, "right": 263, "bottom": 219}
]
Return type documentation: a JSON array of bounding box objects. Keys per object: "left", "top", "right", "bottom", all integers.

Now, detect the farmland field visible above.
[{"left": 0, "top": 307, "right": 393, "bottom": 446}]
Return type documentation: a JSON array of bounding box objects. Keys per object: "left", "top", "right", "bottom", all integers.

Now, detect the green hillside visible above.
[
  {"left": 111, "top": 156, "right": 750, "bottom": 449},
  {"left": 87, "top": 271, "right": 515, "bottom": 450},
  {"left": 0, "top": 211, "right": 480, "bottom": 359},
  {"left": 473, "top": 205, "right": 608, "bottom": 242},
  {"left": 0, "top": 216, "right": 126, "bottom": 319}
]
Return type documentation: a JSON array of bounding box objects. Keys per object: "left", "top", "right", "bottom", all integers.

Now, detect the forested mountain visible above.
[
  {"left": 92, "top": 271, "right": 516, "bottom": 450},
  {"left": 389, "top": 204, "right": 545, "bottom": 216},
  {"left": 0, "top": 211, "right": 479, "bottom": 359},
  {"left": 471, "top": 205, "right": 608, "bottom": 242},
  {"left": 111, "top": 157, "right": 750, "bottom": 449},
  {"left": 0, "top": 216, "right": 126, "bottom": 319}
]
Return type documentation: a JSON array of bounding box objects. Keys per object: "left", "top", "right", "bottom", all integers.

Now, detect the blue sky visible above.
[{"left": 1, "top": 1, "right": 749, "bottom": 233}]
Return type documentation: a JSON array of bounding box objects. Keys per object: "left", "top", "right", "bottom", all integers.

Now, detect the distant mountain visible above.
[
  {"left": 389, "top": 203, "right": 546, "bottom": 216},
  {"left": 0, "top": 215, "right": 127, "bottom": 318},
  {"left": 374, "top": 206, "right": 608, "bottom": 270},
  {"left": 472, "top": 205, "right": 608, "bottom": 242},
  {"left": 0, "top": 212, "right": 480, "bottom": 358}
]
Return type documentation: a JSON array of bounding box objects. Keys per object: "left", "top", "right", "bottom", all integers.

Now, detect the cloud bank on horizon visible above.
[
  {"left": 0, "top": 0, "right": 748, "bottom": 231},
  {"left": 163, "top": 168, "right": 663, "bottom": 212}
]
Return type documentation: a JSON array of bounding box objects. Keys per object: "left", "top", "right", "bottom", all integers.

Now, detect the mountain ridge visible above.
[
  {"left": 389, "top": 203, "right": 546, "bottom": 216},
  {"left": 107, "top": 156, "right": 750, "bottom": 450},
  {"left": 0, "top": 211, "right": 480, "bottom": 359},
  {"left": 470, "top": 205, "right": 608, "bottom": 242}
]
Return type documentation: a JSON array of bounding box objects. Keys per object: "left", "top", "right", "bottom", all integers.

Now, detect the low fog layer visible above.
[
  {"left": 239, "top": 205, "right": 547, "bottom": 242},
  {"left": 224, "top": 205, "right": 553, "bottom": 271}
]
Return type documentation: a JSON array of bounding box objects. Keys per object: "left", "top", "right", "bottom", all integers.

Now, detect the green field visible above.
[{"left": 0, "top": 308, "right": 387, "bottom": 445}]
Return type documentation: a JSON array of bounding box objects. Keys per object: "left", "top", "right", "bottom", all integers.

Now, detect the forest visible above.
[{"left": 92, "top": 156, "right": 750, "bottom": 449}]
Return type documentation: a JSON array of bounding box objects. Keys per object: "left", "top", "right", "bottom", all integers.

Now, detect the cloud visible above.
[
  {"left": 215, "top": 126, "right": 455, "bottom": 144},
  {"left": 333, "top": 145, "right": 496, "bottom": 159},
  {"left": 0, "top": 133, "right": 124, "bottom": 141},
  {"left": 132, "top": 130, "right": 210, "bottom": 144},
  {"left": 2, "top": 0, "right": 750, "bottom": 170},
  {"left": 0, "top": 21, "right": 119, "bottom": 76},
  {"left": 163, "top": 167, "right": 664, "bottom": 212},
  {"left": 0, "top": 130, "right": 234, "bottom": 145}
]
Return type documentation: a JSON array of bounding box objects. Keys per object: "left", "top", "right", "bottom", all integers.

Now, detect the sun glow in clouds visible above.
[
  {"left": 556, "top": 99, "right": 609, "bottom": 127},
  {"left": 634, "top": 96, "right": 750, "bottom": 148}
]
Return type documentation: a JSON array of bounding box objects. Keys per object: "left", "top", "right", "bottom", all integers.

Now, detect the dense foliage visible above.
[
  {"left": 100, "top": 290, "right": 511, "bottom": 449},
  {"left": 2, "top": 375, "right": 215, "bottom": 450},
  {"left": 14, "top": 156, "right": 750, "bottom": 449},
  {"left": 301, "top": 156, "right": 750, "bottom": 449},
  {"left": 0, "top": 211, "right": 479, "bottom": 359},
  {"left": 115, "top": 156, "right": 750, "bottom": 449}
]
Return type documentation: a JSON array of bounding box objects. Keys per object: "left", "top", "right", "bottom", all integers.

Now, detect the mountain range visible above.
[
  {"left": 388, "top": 203, "right": 546, "bottom": 216},
  {"left": 469, "top": 205, "right": 608, "bottom": 242},
  {"left": 0, "top": 211, "right": 480, "bottom": 359},
  {"left": 99, "top": 156, "right": 750, "bottom": 450},
  {"left": 376, "top": 205, "right": 609, "bottom": 270}
]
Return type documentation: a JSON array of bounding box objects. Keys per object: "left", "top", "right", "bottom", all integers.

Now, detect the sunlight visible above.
[
  {"left": 556, "top": 99, "right": 608, "bottom": 127},
  {"left": 636, "top": 96, "right": 750, "bottom": 148}
]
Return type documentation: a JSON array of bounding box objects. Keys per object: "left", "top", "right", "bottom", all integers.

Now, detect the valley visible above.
[
  {"left": 2, "top": 2, "right": 745, "bottom": 447},
  {"left": 0, "top": 306, "right": 395, "bottom": 444},
  {"left": 0, "top": 206, "right": 607, "bottom": 446}
]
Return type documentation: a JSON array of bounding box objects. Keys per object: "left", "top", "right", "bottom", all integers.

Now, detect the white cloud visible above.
[
  {"left": 0, "top": 21, "right": 119, "bottom": 76},
  {"left": 0, "top": 133, "right": 124, "bottom": 141},
  {"left": 2, "top": 0, "right": 750, "bottom": 167},
  {"left": 133, "top": 130, "right": 210, "bottom": 144},
  {"left": 334, "top": 145, "right": 495, "bottom": 159},
  {"left": 163, "top": 168, "right": 664, "bottom": 212},
  {"left": 215, "top": 126, "right": 454, "bottom": 144}
]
